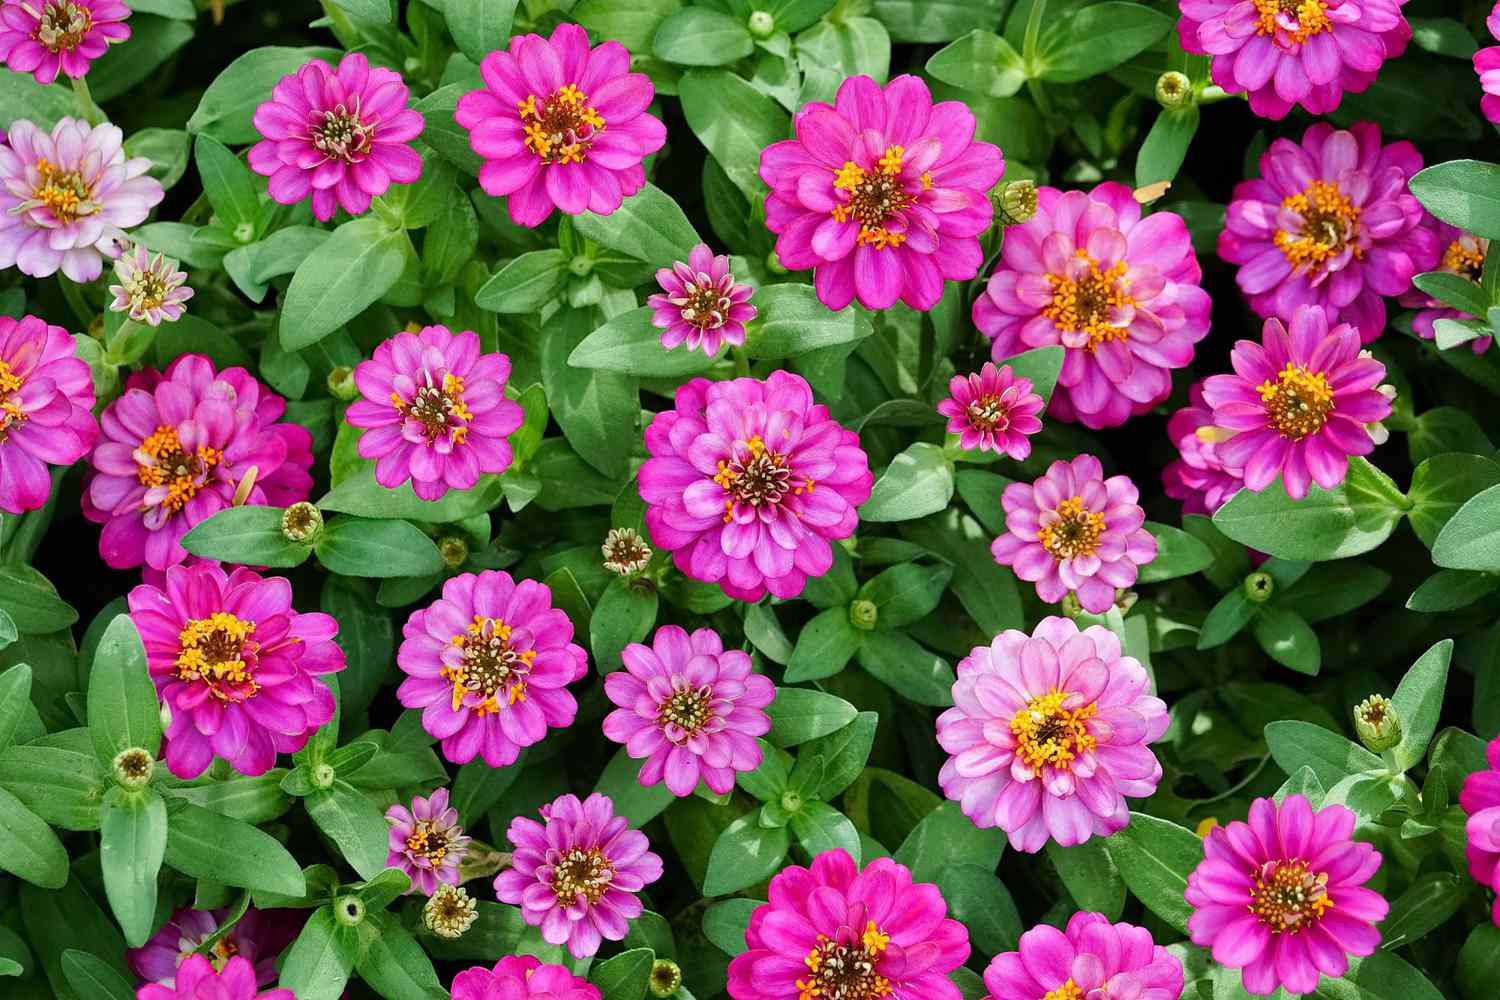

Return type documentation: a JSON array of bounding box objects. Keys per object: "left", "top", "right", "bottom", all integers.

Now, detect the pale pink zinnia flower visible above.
[
  {"left": 1460, "top": 736, "right": 1500, "bottom": 927},
  {"left": 128, "top": 906, "right": 301, "bottom": 988},
  {"left": 647, "top": 243, "right": 756, "bottom": 356},
  {"left": 937, "top": 362, "right": 1045, "bottom": 459},
  {"left": 1163, "top": 380, "right": 1245, "bottom": 517},
  {"left": 1399, "top": 221, "right": 1491, "bottom": 354},
  {"left": 982, "top": 911, "right": 1184, "bottom": 1000},
  {"left": 137, "top": 955, "right": 292, "bottom": 1000},
  {"left": 1477, "top": 5, "right": 1500, "bottom": 124},
  {"left": 451, "top": 956, "right": 599, "bottom": 1000},
  {"left": 0, "top": 313, "right": 96, "bottom": 514},
  {"left": 0, "top": 0, "right": 130, "bottom": 84},
  {"left": 1187, "top": 795, "right": 1388, "bottom": 995},
  {"left": 108, "top": 242, "right": 193, "bottom": 326},
  {"left": 385, "top": 787, "right": 471, "bottom": 896}
]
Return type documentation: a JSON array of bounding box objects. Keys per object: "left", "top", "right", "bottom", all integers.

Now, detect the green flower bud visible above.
[
  {"left": 780, "top": 787, "right": 804, "bottom": 814},
  {"left": 766, "top": 251, "right": 788, "bottom": 275},
  {"left": 568, "top": 254, "right": 594, "bottom": 277},
  {"left": 1353, "top": 694, "right": 1402, "bottom": 753},
  {"left": 1155, "top": 71, "right": 1193, "bottom": 109},
  {"left": 747, "top": 10, "right": 775, "bottom": 38},
  {"left": 326, "top": 365, "right": 358, "bottom": 401},
  {"left": 849, "top": 599, "right": 877, "bottom": 631},
  {"left": 1244, "top": 571, "right": 1274, "bottom": 603},
  {"left": 997, "top": 179, "right": 1037, "bottom": 226},
  {"left": 112, "top": 748, "right": 155, "bottom": 790},
  {"left": 312, "top": 762, "right": 336, "bottom": 790},
  {"left": 439, "top": 535, "right": 469, "bottom": 569},
  {"left": 281, "top": 502, "right": 323, "bottom": 544},
  {"left": 334, "top": 894, "right": 366, "bottom": 927},
  {"left": 650, "top": 958, "right": 684, "bottom": 998},
  {"left": 232, "top": 222, "right": 256, "bottom": 245}
]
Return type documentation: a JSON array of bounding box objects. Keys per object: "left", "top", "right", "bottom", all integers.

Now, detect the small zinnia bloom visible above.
[
  {"left": 982, "top": 911, "right": 1184, "bottom": 1000},
  {"left": 386, "top": 787, "right": 471, "bottom": 896},
  {"left": 602, "top": 625, "right": 776, "bottom": 797},
  {"left": 128, "top": 906, "right": 301, "bottom": 988},
  {"left": 1163, "top": 380, "right": 1245, "bottom": 517},
  {"left": 1200, "top": 305, "right": 1393, "bottom": 501},
  {"left": 494, "top": 792, "right": 664, "bottom": 959},
  {"left": 425, "top": 884, "right": 480, "bottom": 940},
  {"left": 972, "top": 181, "right": 1210, "bottom": 429},
  {"left": 0, "top": 313, "right": 96, "bottom": 514},
  {"left": 108, "top": 242, "right": 193, "bottom": 326},
  {"left": 0, "top": 117, "right": 163, "bottom": 282},
  {"left": 760, "top": 74, "right": 1005, "bottom": 312},
  {"left": 451, "top": 956, "right": 600, "bottom": 1000},
  {"left": 638, "top": 371, "right": 873, "bottom": 602},
  {"left": 346, "top": 324, "right": 525, "bottom": 501},
  {"left": 1460, "top": 736, "right": 1500, "bottom": 927},
  {"left": 396, "top": 570, "right": 588, "bottom": 768},
  {"left": 1219, "top": 121, "right": 1436, "bottom": 342},
  {"left": 937, "top": 362, "right": 1045, "bottom": 459},
  {"left": 990, "top": 454, "right": 1156, "bottom": 615},
  {"left": 455, "top": 22, "right": 665, "bottom": 228},
  {"left": 128, "top": 563, "right": 343, "bottom": 779},
  {"left": 1186, "top": 794, "right": 1388, "bottom": 995},
  {"left": 601, "top": 526, "right": 651, "bottom": 576},
  {"left": 1477, "top": 7, "right": 1500, "bottom": 124},
  {"left": 937, "top": 616, "right": 1168, "bottom": 853},
  {"left": 137, "top": 955, "right": 292, "bottom": 1000},
  {"left": 727, "top": 849, "right": 970, "bottom": 1000},
  {"left": 647, "top": 243, "right": 756, "bottom": 356},
  {"left": 1399, "top": 222, "right": 1491, "bottom": 354},
  {"left": 0, "top": 0, "right": 130, "bottom": 84},
  {"left": 249, "top": 52, "right": 424, "bottom": 222}
]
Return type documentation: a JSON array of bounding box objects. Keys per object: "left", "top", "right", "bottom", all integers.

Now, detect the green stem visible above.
[
  {"left": 731, "top": 345, "right": 750, "bottom": 378},
  {"left": 1026, "top": 78, "right": 1054, "bottom": 120},
  {"left": 70, "top": 75, "right": 103, "bottom": 126},
  {"left": 58, "top": 276, "right": 94, "bottom": 329}
]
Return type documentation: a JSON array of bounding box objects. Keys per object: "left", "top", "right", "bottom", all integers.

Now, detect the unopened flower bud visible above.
[
  {"left": 568, "top": 254, "right": 593, "bottom": 277},
  {"left": 1244, "top": 571, "right": 1274, "bottom": 603},
  {"left": 1060, "top": 592, "right": 1083, "bottom": 618},
  {"left": 232, "top": 222, "right": 256, "bottom": 245},
  {"left": 424, "top": 884, "right": 478, "bottom": 939},
  {"left": 312, "top": 762, "right": 336, "bottom": 790},
  {"left": 780, "top": 788, "right": 803, "bottom": 814},
  {"left": 1155, "top": 71, "right": 1192, "bottom": 109},
  {"left": 281, "top": 502, "right": 323, "bottom": 544},
  {"left": 766, "top": 251, "right": 788, "bottom": 275},
  {"left": 334, "top": 894, "right": 366, "bottom": 927},
  {"left": 326, "top": 365, "right": 358, "bottom": 401},
  {"left": 112, "top": 748, "right": 155, "bottom": 790},
  {"left": 1353, "top": 694, "right": 1402, "bottom": 753},
  {"left": 602, "top": 527, "right": 653, "bottom": 576},
  {"left": 997, "top": 179, "right": 1037, "bottom": 226},
  {"left": 650, "top": 958, "right": 684, "bottom": 998},
  {"left": 747, "top": 10, "right": 775, "bottom": 37},
  {"left": 849, "top": 599, "right": 877, "bottom": 631},
  {"left": 438, "top": 535, "right": 469, "bottom": 569}
]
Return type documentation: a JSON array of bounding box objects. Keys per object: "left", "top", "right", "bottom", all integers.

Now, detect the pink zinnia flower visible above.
[
  {"left": 727, "top": 849, "right": 970, "bottom": 1000},
  {"left": 602, "top": 625, "right": 776, "bottom": 797},
  {"left": 0, "top": 0, "right": 129, "bottom": 84},
  {"left": 494, "top": 792, "right": 663, "bottom": 959},
  {"left": 972, "top": 182, "right": 1210, "bottom": 429},
  {"left": 84, "top": 354, "right": 314, "bottom": 574},
  {"left": 1186, "top": 795, "right": 1388, "bottom": 995},
  {"left": 1220, "top": 121, "right": 1437, "bottom": 342},
  {"left": 937, "top": 361, "right": 1045, "bottom": 459},
  {"left": 1460, "top": 736, "right": 1500, "bottom": 927},
  {"left": 346, "top": 324, "right": 525, "bottom": 502},
  {"left": 137, "top": 955, "right": 292, "bottom": 1000},
  {"left": 396, "top": 570, "right": 588, "bottom": 767},
  {"left": 127, "top": 563, "right": 343, "bottom": 779},
  {"left": 108, "top": 242, "right": 193, "bottom": 327},
  {"left": 1163, "top": 380, "right": 1245, "bottom": 517},
  {"left": 1201, "top": 305, "right": 1392, "bottom": 501},
  {"left": 249, "top": 52, "right": 424, "bottom": 223},
  {"left": 647, "top": 243, "right": 756, "bottom": 356},
  {"left": 385, "top": 787, "right": 471, "bottom": 896},
  {"left": 1399, "top": 221, "right": 1491, "bottom": 354},
  {"left": 1477, "top": 6, "right": 1500, "bottom": 124},
  {"left": 451, "top": 956, "right": 600, "bottom": 1000},
  {"left": 982, "top": 911, "right": 1184, "bottom": 1000},
  {"left": 0, "top": 117, "right": 162, "bottom": 282},
  {"left": 455, "top": 22, "right": 665, "bottom": 228},
  {"left": 0, "top": 313, "right": 96, "bottom": 514},
  {"left": 638, "top": 372, "right": 873, "bottom": 602},
  {"left": 990, "top": 454, "right": 1156, "bottom": 614},
  {"left": 936, "top": 616, "right": 1168, "bottom": 853},
  {"left": 128, "top": 907, "right": 301, "bottom": 988}
]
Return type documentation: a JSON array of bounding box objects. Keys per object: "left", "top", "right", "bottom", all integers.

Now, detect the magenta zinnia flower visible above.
[
  {"left": 1460, "top": 736, "right": 1500, "bottom": 927},
  {"left": 137, "top": 955, "right": 292, "bottom": 1000},
  {"left": 982, "top": 911, "right": 1184, "bottom": 1000},
  {"left": 647, "top": 243, "right": 756, "bottom": 356},
  {"left": 938, "top": 361, "right": 1045, "bottom": 459},
  {"left": 249, "top": 52, "right": 424, "bottom": 223},
  {"left": 0, "top": 313, "right": 96, "bottom": 514},
  {"left": 0, "top": 117, "right": 162, "bottom": 282},
  {"left": 494, "top": 792, "right": 663, "bottom": 959},
  {"left": 346, "top": 324, "right": 525, "bottom": 501},
  {"left": 638, "top": 371, "right": 873, "bottom": 602},
  {"left": 129, "top": 907, "right": 302, "bottom": 988},
  {"left": 1399, "top": 222, "right": 1491, "bottom": 354},
  {"left": 128, "top": 563, "right": 343, "bottom": 779},
  {"left": 396, "top": 570, "right": 588, "bottom": 767},
  {"left": 602, "top": 625, "right": 776, "bottom": 797},
  {"left": 1220, "top": 121, "right": 1436, "bottom": 342},
  {"left": 109, "top": 242, "right": 193, "bottom": 326},
  {"left": 972, "top": 182, "right": 1210, "bottom": 429},
  {"left": 1163, "top": 380, "right": 1245, "bottom": 517},
  {"left": 1187, "top": 795, "right": 1388, "bottom": 996},
  {"left": 936, "top": 616, "right": 1168, "bottom": 853},
  {"left": 0, "top": 0, "right": 129, "bottom": 84},
  {"left": 385, "top": 787, "right": 471, "bottom": 896},
  {"left": 760, "top": 74, "right": 1004, "bottom": 312},
  {"left": 1201, "top": 305, "right": 1392, "bottom": 501},
  {"left": 455, "top": 22, "right": 665, "bottom": 228},
  {"left": 451, "top": 956, "right": 599, "bottom": 1000},
  {"left": 727, "top": 849, "right": 970, "bottom": 1000},
  {"left": 1477, "top": 6, "right": 1500, "bottom": 124},
  {"left": 990, "top": 455, "right": 1156, "bottom": 614}
]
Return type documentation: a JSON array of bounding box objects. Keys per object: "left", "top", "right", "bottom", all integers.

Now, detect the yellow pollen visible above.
[
  {"left": 712, "top": 434, "right": 805, "bottom": 522},
  {"left": 1043, "top": 250, "right": 1134, "bottom": 348},
  {"left": 0, "top": 359, "right": 24, "bottom": 438},
  {"left": 174, "top": 612, "right": 258, "bottom": 699},
  {"left": 1273, "top": 179, "right": 1361, "bottom": 272},
  {"left": 135, "top": 425, "right": 222, "bottom": 513},
  {"left": 1010, "top": 689, "right": 1098, "bottom": 771},
  {"left": 31, "top": 156, "right": 98, "bottom": 224},
  {"left": 829, "top": 147, "right": 913, "bottom": 251},
  {"left": 1254, "top": 0, "right": 1332, "bottom": 43},
  {"left": 1038, "top": 497, "right": 1106, "bottom": 560},
  {"left": 795, "top": 922, "right": 893, "bottom": 1000},
  {"left": 550, "top": 847, "right": 614, "bottom": 905},
  {"left": 1043, "top": 981, "right": 1085, "bottom": 1000},
  {"left": 518, "top": 84, "right": 606, "bottom": 165},
  {"left": 442, "top": 615, "right": 533, "bottom": 716},
  {"left": 1442, "top": 237, "right": 1486, "bottom": 279},
  {"left": 1256, "top": 363, "right": 1334, "bottom": 441},
  {"left": 876, "top": 146, "right": 904, "bottom": 174},
  {"left": 1249, "top": 860, "right": 1334, "bottom": 933}
]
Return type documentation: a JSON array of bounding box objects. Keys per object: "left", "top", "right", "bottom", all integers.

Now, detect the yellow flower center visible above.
[
  {"left": 1254, "top": 0, "right": 1332, "bottom": 42},
  {"left": 0, "top": 359, "right": 24, "bottom": 439},
  {"left": 391, "top": 371, "right": 473, "bottom": 446},
  {"left": 1249, "top": 860, "right": 1334, "bottom": 933},
  {"left": 550, "top": 847, "right": 615, "bottom": 905},
  {"left": 1010, "top": 689, "right": 1098, "bottom": 772},
  {"left": 965, "top": 394, "right": 1011, "bottom": 433},
  {"left": 1256, "top": 363, "right": 1334, "bottom": 441},
  {"left": 404, "top": 819, "right": 451, "bottom": 863},
  {"left": 658, "top": 686, "right": 715, "bottom": 739},
  {"left": 712, "top": 434, "right": 814, "bottom": 523},
  {"left": 796, "top": 921, "right": 893, "bottom": 1000},
  {"left": 1043, "top": 981, "right": 1085, "bottom": 1000},
  {"left": 517, "top": 84, "right": 606, "bottom": 165},
  {"left": 1273, "top": 180, "right": 1361, "bottom": 272},
  {"left": 1442, "top": 237, "right": 1486, "bottom": 280},
  {"left": 135, "top": 425, "right": 223, "bottom": 513},
  {"left": 830, "top": 145, "right": 913, "bottom": 251},
  {"left": 175, "top": 612, "right": 259, "bottom": 700},
  {"left": 442, "top": 615, "right": 534, "bottom": 716},
  {"left": 1038, "top": 496, "right": 1106, "bottom": 560},
  {"left": 1043, "top": 250, "right": 1134, "bottom": 348},
  {"left": 30, "top": 156, "right": 98, "bottom": 224}
]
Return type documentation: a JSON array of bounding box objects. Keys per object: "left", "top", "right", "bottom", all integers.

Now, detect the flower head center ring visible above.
[
  {"left": 795, "top": 921, "right": 893, "bottom": 1000},
  {"left": 517, "top": 84, "right": 606, "bottom": 165},
  {"left": 1010, "top": 688, "right": 1098, "bottom": 772},
  {"left": 1038, "top": 496, "right": 1106, "bottom": 560},
  {"left": 443, "top": 615, "right": 534, "bottom": 715},
  {"left": 311, "top": 101, "right": 376, "bottom": 163},
  {"left": 1250, "top": 859, "right": 1333, "bottom": 932},
  {"left": 549, "top": 846, "right": 615, "bottom": 905},
  {"left": 1257, "top": 363, "right": 1335, "bottom": 440},
  {"left": 30, "top": 0, "right": 92, "bottom": 52}
]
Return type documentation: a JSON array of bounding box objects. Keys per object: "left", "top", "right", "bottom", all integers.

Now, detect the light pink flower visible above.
[
  {"left": 937, "top": 362, "right": 1045, "bottom": 459},
  {"left": 0, "top": 313, "right": 96, "bottom": 514},
  {"left": 982, "top": 911, "right": 1183, "bottom": 1000},
  {"left": 385, "top": 787, "right": 471, "bottom": 896},
  {"left": 647, "top": 243, "right": 756, "bottom": 356},
  {"left": 0, "top": 0, "right": 130, "bottom": 84},
  {"left": 1460, "top": 735, "right": 1500, "bottom": 927},
  {"left": 1163, "top": 380, "right": 1245, "bottom": 517},
  {"left": 108, "top": 242, "right": 193, "bottom": 326}
]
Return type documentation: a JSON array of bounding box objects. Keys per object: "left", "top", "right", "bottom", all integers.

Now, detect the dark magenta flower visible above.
[
  {"left": 647, "top": 243, "right": 756, "bottom": 356},
  {"left": 136, "top": 955, "right": 292, "bottom": 1000},
  {"left": 982, "top": 911, "right": 1183, "bottom": 1000},
  {"left": 1477, "top": 6, "right": 1500, "bottom": 124},
  {"left": 937, "top": 361, "right": 1045, "bottom": 459},
  {"left": 1460, "top": 736, "right": 1500, "bottom": 927},
  {"left": 1162, "top": 380, "right": 1245, "bottom": 517},
  {"left": 450, "top": 956, "right": 599, "bottom": 1000},
  {"left": 0, "top": 0, "right": 129, "bottom": 84},
  {"left": 0, "top": 313, "right": 96, "bottom": 514},
  {"left": 385, "top": 787, "right": 471, "bottom": 897}
]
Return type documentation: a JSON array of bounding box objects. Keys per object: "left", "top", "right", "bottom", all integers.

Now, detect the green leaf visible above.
[
  {"left": 872, "top": 0, "right": 1002, "bottom": 42},
  {"left": 1195, "top": 589, "right": 1255, "bottom": 649},
  {"left": 856, "top": 563, "right": 952, "bottom": 629},
  {"left": 703, "top": 899, "right": 761, "bottom": 957},
  {"left": 903, "top": 510, "right": 1023, "bottom": 635},
  {"left": 1211, "top": 459, "right": 1408, "bottom": 560},
  {"left": 784, "top": 607, "right": 864, "bottom": 683},
  {"left": 280, "top": 908, "right": 356, "bottom": 1000},
  {"left": 318, "top": 465, "right": 505, "bottom": 523},
  {"left": 0, "top": 565, "right": 77, "bottom": 634},
  {"left": 765, "top": 688, "right": 858, "bottom": 746},
  {"left": 100, "top": 789, "right": 167, "bottom": 947},
  {"left": 1104, "top": 812, "right": 1203, "bottom": 934},
  {"left": 1263, "top": 720, "right": 1383, "bottom": 789},
  {"left": 744, "top": 604, "right": 794, "bottom": 664},
  {"left": 0, "top": 735, "right": 107, "bottom": 831},
  {"left": 444, "top": 0, "right": 518, "bottom": 64},
  {"left": 1001, "top": 345, "right": 1065, "bottom": 404},
  {"left": 703, "top": 813, "right": 790, "bottom": 895},
  {"left": 595, "top": 746, "right": 676, "bottom": 828},
  {"left": 575, "top": 0, "right": 679, "bottom": 50},
  {"left": 165, "top": 802, "right": 307, "bottom": 897},
  {"left": 797, "top": 712, "right": 877, "bottom": 800},
  {"left": 0, "top": 785, "right": 67, "bottom": 889},
  {"left": 590, "top": 578, "right": 658, "bottom": 674},
  {"left": 855, "top": 630, "right": 955, "bottom": 707},
  {"left": 1279, "top": 561, "right": 1390, "bottom": 623},
  {"left": 87, "top": 615, "right": 161, "bottom": 764},
  {"left": 568, "top": 306, "right": 720, "bottom": 375},
  {"left": 1432, "top": 480, "right": 1500, "bottom": 569},
  {"left": 162, "top": 771, "right": 293, "bottom": 825},
  {"left": 1407, "top": 569, "right": 1498, "bottom": 612},
  {"left": 1251, "top": 607, "right": 1321, "bottom": 676},
  {"left": 280, "top": 218, "right": 410, "bottom": 351},
  {"left": 305, "top": 780, "right": 390, "bottom": 880},
  {"left": 1047, "top": 839, "right": 1125, "bottom": 920},
  {"left": 1413, "top": 269, "right": 1490, "bottom": 316},
  {"left": 1138, "top": 521, "right": 1214, "bottom": 584},
  {"left": 355, "top": 914, "right": 442, "bottom": 999},
  {"left": 314, "top": 516, "right": 445, "bottom": 578},
  {"left": 0, "top": 664, "right": 33, "bottom": 751},
  {"left": 60, "top": 950, "right": 134, "bottom": 1000},
  {"left": 893, "top": 800, "right": 1005, "bottom": 884},
  {"left": 541, "top": 306, "right": 639, "bottom": 480},
  {"left": 476, "top": 250, "right": 569, "bottom": 313},
  {"left": 746, "top": 284, "right": 872, "bottom": 358},
  {"left": 182, "top": 505, "right": 312, "bottom": 567},
  {"left": 1458, "top": 925, "right": 1500, "bottom": 1000},
  {"left": 938, "top": 862, "right": 1022, "bottom": 955},
  {"left": 0, "top": 67, "right": 77, "bottom": 130},
  {"left": 1379, "top": 872, "right": 1468, "bottom": 949},
  {"left": 589, "top": 947, "right": 654, "bottom": 1000},
  {"left": 1407, "top": 453, "right": 1500, "bottom": 549},
  {"left": 572, "top": 183, "right": 700, "bottom": 264},
  {"left": 1038, "top": 3, "right": 1173, "bottom": 82},
  {"left": 1136, "top": 106, "right": 1200, "bottom": 188},
  {"left": 679, "top": 69, "right": 788, "bottom": 200},
  {"left": 194, "top": 133, "right": 261, "bottom": 235},
  {"left": 1410, "top": 159, "right": 1500, "bottom": 240},
  {"left": 88, "top": 15, "right": 194, "bottom": 102},
  {"left": 862, "top": 443, "right": 954, "bottom": 523},
  {"left": 926, "top": 29, "right": 1026, "bottom": 97},
  {"left": 1389, "top": 639, "right": 1452, "bottom": 772},
  {"left": 790, "top": 801, "right": 862, "bottom": 861},
  {"left": 189, "top": 46, "right": 343, "bottom": 143},
  {"left": 654, "top": 9, "right": 753, "bottom": 65}
]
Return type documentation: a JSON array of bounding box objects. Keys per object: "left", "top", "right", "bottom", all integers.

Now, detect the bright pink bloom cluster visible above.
[
  {"left": 397, "top": 570, "right": 588, "bottom": 767},
  {"left": 451, "top": 956, "right": 599, "bottom": 1000},
  {"left": 249, "top": 52, "right": 424, "bottom": 222},
  {"left": 385, "top": 787, "right": 471, "bottom": 896},
  {"left": 727, "top": 849, "right": 970, "bottom": 1000},
  {"left": 648, "top": 243, "right": 757, "bottom": 356},
  {"left": 136, "top": 955, "right": 291, "bottom": 1000},
  {"left": 1163, "top": 380, "right": 1245, "bottom": 517},
  {"left": 937, "top": 362, "right": 1045, "bottom": 459},
  {"left": 760, "top": 74, "right": 1004, "bottom": 311},
  {"left": 456, "top": 22, "right": 665, "bottom": 228},
  {"left": 0, "top": 313, "right": 96, "bottom": 514},
  {"left": 973, "top": 182, "right": 1210, "bottom": 429},
  {"left": 1187, "top": 795, "right": 1388, "bottom": 996},
  {"left": 0, "top": 0, "right": 129, "bottom": 84},
  {"left": 1220, "top": 121, "right": 1436, "bottom": 342},
  {"left": 982, "top": 911, "right": 1183, "bottom": 1000},
  {"left": 1477, "top": 6, "right": 1500, "bottom": 124},
  {"left": 494, "top": 792, "right": 663, "bottom": 959},
  {"left": 937, "top": 616, "right": 1168, "bottom": 853},
  {"left": 1460, "top": 736, "right": 1500, "bottom": 927},
  {"left": 129, "top": 906, "right": 300, "bottom": 987},
  {"left": 638, "top": 371, "right": 872, "bottom": 602},
  {"left": 1399, "top": 221, "right": 1491, "bottom": 354}
]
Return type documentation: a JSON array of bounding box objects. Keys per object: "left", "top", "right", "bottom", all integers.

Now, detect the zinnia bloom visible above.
[
  {"left": 249, "top": 52, "right": 424, "bottom": 222},
  {"left": 128, "top": 907, "right": 300, "bottom": 987},
  {"left": 451, "top": 956, "right": 599, "bottom": 1000},
  {"left": 385, "top": 787, "right": 471, "bottom": 896},
  {"left": 1477, "top": 7, "right": 1500, "bottom": 124},
  {"left": 647, "top": 243, "right": 756, "bottom": 356},
  {"left": 396, "top": 570, "right": 588, "bottom": 767},
  {"left": 108, "top": 242, "right": 193, "bottom": 326},
  {"left": 1399, "top": 222, "right": 1491, "bottom": 354},
  {"left": 127, "top": 563, "right": 343, "bottom": 779},
  {"left": 760, "top": 74, "right": 1004, "bottom": 312},
  {"left": 982, "top": 911, "right": 1184, "bottom": 1000},
  {"left": 493, "top": 792, "right": 663, "bottom": 959},
  {"left": 0, "top": 0, "right": 130, "bottom": 84},
  {"left": 1186, "top": 795, "right": 1388, "bottom": 995},
  {"left": 727, "top": 849, "right": 970, "bottom": 1000},
  {"left": 638, "top": 371, "right": 872, "bottom": 602},
  {"left": 936, "top": 616, "right": 1168, "bottom": 853},
  {"left": 0, "top": 117, "right": 163, "bottom": 282},
  {"left": 937, "top": 361, "right": 1045, "bottom": 459},
  {"left": 1163, "top": 380, "right": 1245, "bottom": 516},
  {"left": 1219, "top": 121, "right": 1437, "bottom": 341},
  {"left": 1460, "top": 736, "right": 1500, "bottom": 927},
  {"left": 1200, "top": 305, "right": 1393, "bottom": 500},
  {"left": 602, "top": 625, "right": 776, "bottom": 796},
  {"left": 0, "top": 313, "right": 96, "bottom": 514},
  {"left": 601, "top": 526, "right": 651, "bottom": 576},
  {"left": 346, "top": 324, "right": 525, "bottom": 501},
  {"left": 971, "top": 181, "right": 1210, "bottom": 429},
  {"left": 137, "top": 955, "right": 292, "bottom": 1000},
  {"left": 84, "top": 354, "right": 314, "bottom": 573},
  {"left": 455, "top": 21, "right": 665, "bottom": 228},
  {"left": 990, "top": 454, "right": 1156, "bottom": 614}
]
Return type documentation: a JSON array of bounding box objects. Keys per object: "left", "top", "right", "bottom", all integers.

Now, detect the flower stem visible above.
[
  {"left": 731, "top": 346, "right": 750, "bottom": 378},
  {"left": 70, "top": 75, "right": 103, "bottom": 126}
]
